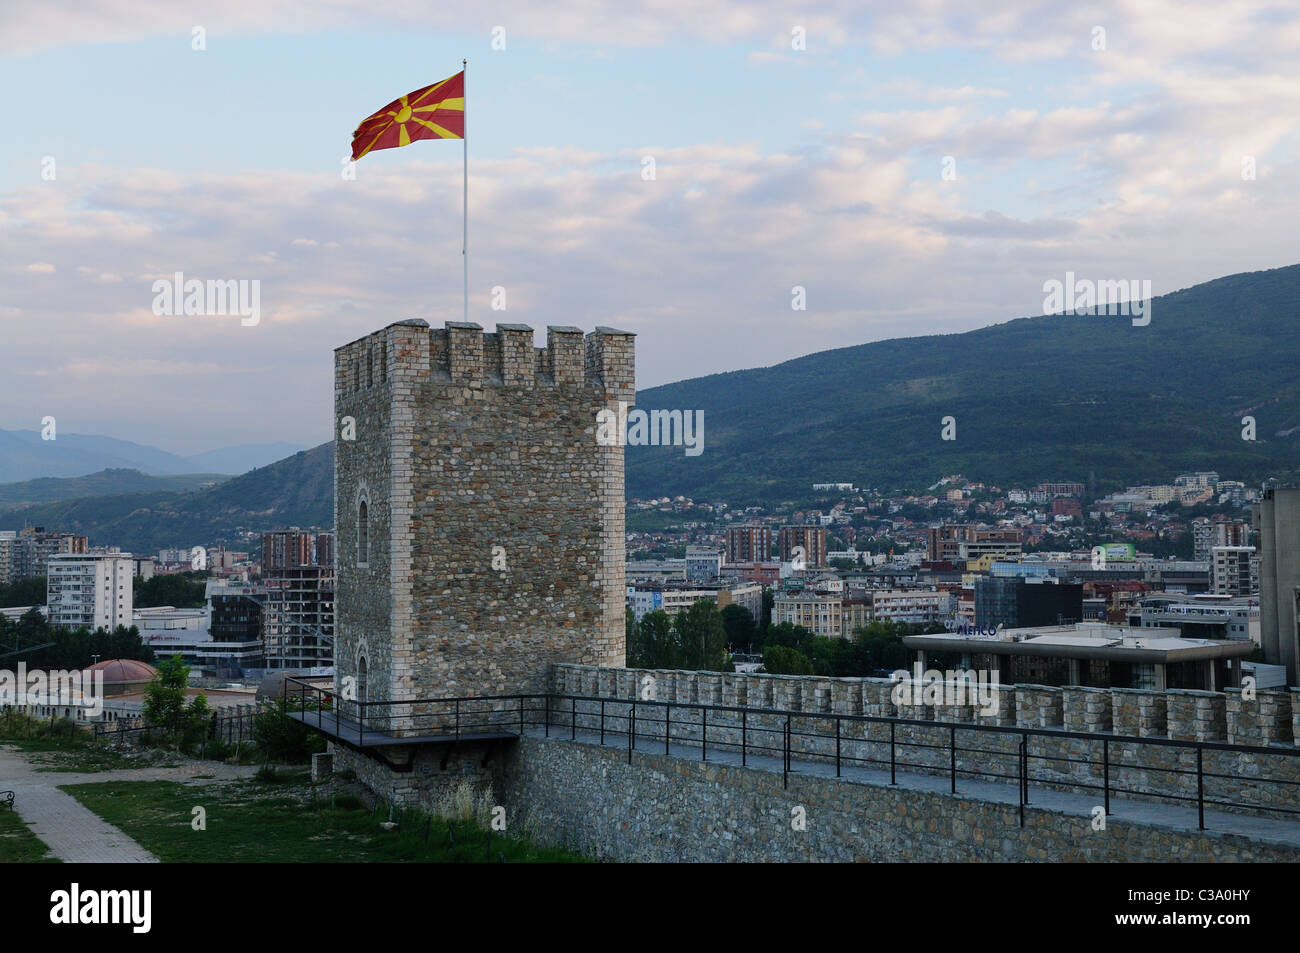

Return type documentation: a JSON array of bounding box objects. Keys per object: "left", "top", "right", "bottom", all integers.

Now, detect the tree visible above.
[
  {"left": 633, "top": 610, "right": 682, "bottom": 669},
  {"left": 134, "top": 573, "right": 207, "bottom": 609},
  {"left": 720, "top": 603, "right": 756, "bottom": 651},
  {"left": 143, "top": 654, "right": 209, "bottom": 748},
  {"left": 850, "top": 620, "right": 913, "bottom": 675},
  {"left": 674, "top": 600, "right": 729, "bottom": 672},
  {"left": 0, "top": 576, "right": 46, "bottom": 608},
  {"left": 759, "top": 589, "right": 775, "bottom": 638},
  {"left": 763, "top": 621, "right": 813, "bottom": 653},
  {"left": 762, "top": 644, "right": 813, "bottom": 675}
]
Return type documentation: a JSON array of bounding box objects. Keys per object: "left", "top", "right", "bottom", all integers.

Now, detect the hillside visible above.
[
  {"left": 0, "top": 444, "right": 334, "bottom": 552},
  {"left": 8, "top": 263, "right": 1300, "bottom": 541},
  {"left": 0, "top": 469, "right": 229, "bottom": 510},
  {"left": 625, "top": 264, "right": 1300, "bottom": 501}
]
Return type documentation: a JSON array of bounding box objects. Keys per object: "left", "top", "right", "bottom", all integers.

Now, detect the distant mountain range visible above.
[
  {"left": 0, "top": 430, "right": 307, "bottom": 482},
  {"left": 5, "top": 263, "right": 1300, "bottom": 549},
  {"left": 625, "top": 263, "right": 1300, "bottom": 501},
  {"left": 0, "top": 445, "right": 333, "bottom": 553}
]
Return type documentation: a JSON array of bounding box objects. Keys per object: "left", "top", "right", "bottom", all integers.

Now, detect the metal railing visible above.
[
  {"left": 282, "top": 676, "right": 546, "bottom": 746},
  {"left": 281, "top": 678, "right": 1300, "bottom": 831}
]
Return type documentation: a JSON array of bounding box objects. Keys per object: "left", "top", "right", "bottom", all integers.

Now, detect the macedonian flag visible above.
[{"left": 351, "top": 71, "right": 465, "bottom": 161}]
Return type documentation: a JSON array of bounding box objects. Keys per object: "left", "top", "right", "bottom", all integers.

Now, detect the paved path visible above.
[{"left": 0, "top": 746, "right": 256, "bottom": 863}]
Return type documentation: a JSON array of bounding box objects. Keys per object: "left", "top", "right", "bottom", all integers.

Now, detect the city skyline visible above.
[{"left": 5, "top": 2, "right": 1300, "bottom": 451}]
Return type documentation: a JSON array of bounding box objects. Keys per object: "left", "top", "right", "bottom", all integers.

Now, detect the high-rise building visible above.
[
  {"left": 5, "top": 528, "right": 89, "bottom": 582},
  {"left": 1214, "top": 520, "right": 1250, "bottom": 548},
  {"left": 45, "top": 552, "right": 134, "bottom": 630},
  {"left": 778, "top": 525, "right": 827, "bottom": 567},
  {"left": 725, "top": 525, "right": 772, "bottom": 563},
  {"left": 1191, "top": 518, "right": 1214, "bottom": 561},
  {"left": 1252, "top": 487, "right": 1300, "bottom": 681},
  {"left": 261, "top": 530, "right": 334, "bottom": 669},
  {"left": 974, "top": 577, "right": 1083, "bottom": 629},
  {"left": 927, "top": 524, "right": 1022, "bottom": 562},
  {"left": 1210, "top": 546, "right": 1257, "bottom": 596},
  {"left": 0, "top": 531, "right": 16, "bottom": 585}
]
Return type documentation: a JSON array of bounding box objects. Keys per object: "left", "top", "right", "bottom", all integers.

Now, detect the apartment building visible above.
[
  {"left": 1210, "top": 545, "right": 1258, "bottom": 597},
  {"left": 927, "top": 524, "right": 1023, "bottom": 562},
  {"left": 1, "top": 528, "right": 89, "bottom": 583},
  {"left": 778, "top": 525, "right": 827, "bottom": 567},
  {"left": 773, "top": 591, "right": 843, "bottom": 638},
  {"left": 45, "top": 552, "right": 134, "bottom": 630},
  {"left": 725, "top": 525, "right": 773, "bottom": 564},
  {"left": 626, "top": 580, "right": 763, "bottom": 622}
]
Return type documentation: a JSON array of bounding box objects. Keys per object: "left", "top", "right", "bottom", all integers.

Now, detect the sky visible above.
[{"left": 3, "top": 0, "right": 1299, "bottom": 454}]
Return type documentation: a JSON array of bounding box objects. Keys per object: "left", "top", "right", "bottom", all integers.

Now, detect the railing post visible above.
[
  {"left": 835, "top": 717, "right": 841, "bottom": 778},
  {"left": 520, "top": 696, "right": 525, "bottom": 737},
  {"left": 950, "top": 724, "right": 956, "bottom": 794},
  {"left": 359, "top": 699, "right": 364, "bottom": 747},
  {"left": 741, "top": 708, "right": 747, "bottom": 766},
  {"left": 545, "top": 695, "right": 550, "bottom": 737},
  {"left": 783, "top": 719, "right": 790, "bottom": 790},
  {"left": 1103, "top": 738, "right": 1110, "bottom": 816},
  {"left": 701, "top": 707, "right": 707, "bottom": 762},
  {"left": 571, "top": 696, "right": 576, "bottom": 741},
  {"left": 628, "top": 702, "right": 635, "bottom": 765},
  {"left": 665, "top": 705, "right": 670, "bottom": 755},
  {"left": 1018, "top": 736, "right": 1026, "bottom": 827},
  {"left": 600, "top": 699, "right": 605, "bottom": 745},
  {"left": 1197, "top": 746, "right": 1205, "bottom": 830},
  {"left": 889, "top": 720, "right": 896, "bottom": 785},
  {"left": 1021, "top": 732, "right": 1029, "bottom": 804},
  {"left": 455, "top": 699, "right": 460, "bottom": 741}
]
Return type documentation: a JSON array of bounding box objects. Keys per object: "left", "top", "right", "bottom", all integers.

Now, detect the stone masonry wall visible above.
[
  {"left": 494, "top": 734, "right": 1300, "bottom": 862},
  {"left": 552, "top": 664, "right": 1300, "bottom": 821},
  {"left": 334, "top": 321, "right": 634, "bottom": 733}
]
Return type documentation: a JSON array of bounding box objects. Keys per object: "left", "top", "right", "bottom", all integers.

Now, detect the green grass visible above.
[
  {"left": 62, "top": 779, "right": 586, "bottom": 863},
  {"left": 5, "top": 739, "right": 179, "bottom": 773},
  {"left": 0, "top": 806, "right": 60, "bottom": 863}
]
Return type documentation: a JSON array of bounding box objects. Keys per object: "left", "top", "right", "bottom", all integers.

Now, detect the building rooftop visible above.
[{"left": 903, "top": 622, "right": 1255, "bottom": 662}]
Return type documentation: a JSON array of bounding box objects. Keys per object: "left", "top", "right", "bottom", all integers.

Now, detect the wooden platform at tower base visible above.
[{"left": 284, "top": 709, "right": 520, "bottom": 750}]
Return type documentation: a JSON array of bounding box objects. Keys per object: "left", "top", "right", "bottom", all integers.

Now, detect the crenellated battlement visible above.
[{"left": 334, "top": 319, "right": 634, "bottom": 398}]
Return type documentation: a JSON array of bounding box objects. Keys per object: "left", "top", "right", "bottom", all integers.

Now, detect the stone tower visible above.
[{"left": 333, "top": 320, "right": 635, "bottom": 715}]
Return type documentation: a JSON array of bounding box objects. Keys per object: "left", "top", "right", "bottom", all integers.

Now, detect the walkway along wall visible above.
[
  {"left": 548, "top": 665, "right": 1300, "bottom": 821},
  {"left": 492, "top": 732, "right": 1300, "bottom": 862}
]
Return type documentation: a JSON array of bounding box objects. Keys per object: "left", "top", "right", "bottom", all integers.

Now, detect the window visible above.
[
  {"left": 358, "top": 500, "right": 369, "bottom": 565},
  {"left": 358, "top": 656, "right": 368, "bottom": 704}
]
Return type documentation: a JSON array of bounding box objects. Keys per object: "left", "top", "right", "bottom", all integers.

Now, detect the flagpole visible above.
[{"left": 462, "top": 58, "right": 468, "bottom": 324}]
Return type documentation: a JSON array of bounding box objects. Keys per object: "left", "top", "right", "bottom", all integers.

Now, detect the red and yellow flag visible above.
[{"left": 351, "top": 71, "right": 465, "bottom": 161}]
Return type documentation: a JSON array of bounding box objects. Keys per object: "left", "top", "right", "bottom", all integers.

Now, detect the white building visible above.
[
  {"left": 1210, "top": 546, "right": 1258, "bottom": 597},
  {"left": 46, "top": 552, "right": 134, "bottom": 630}
]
